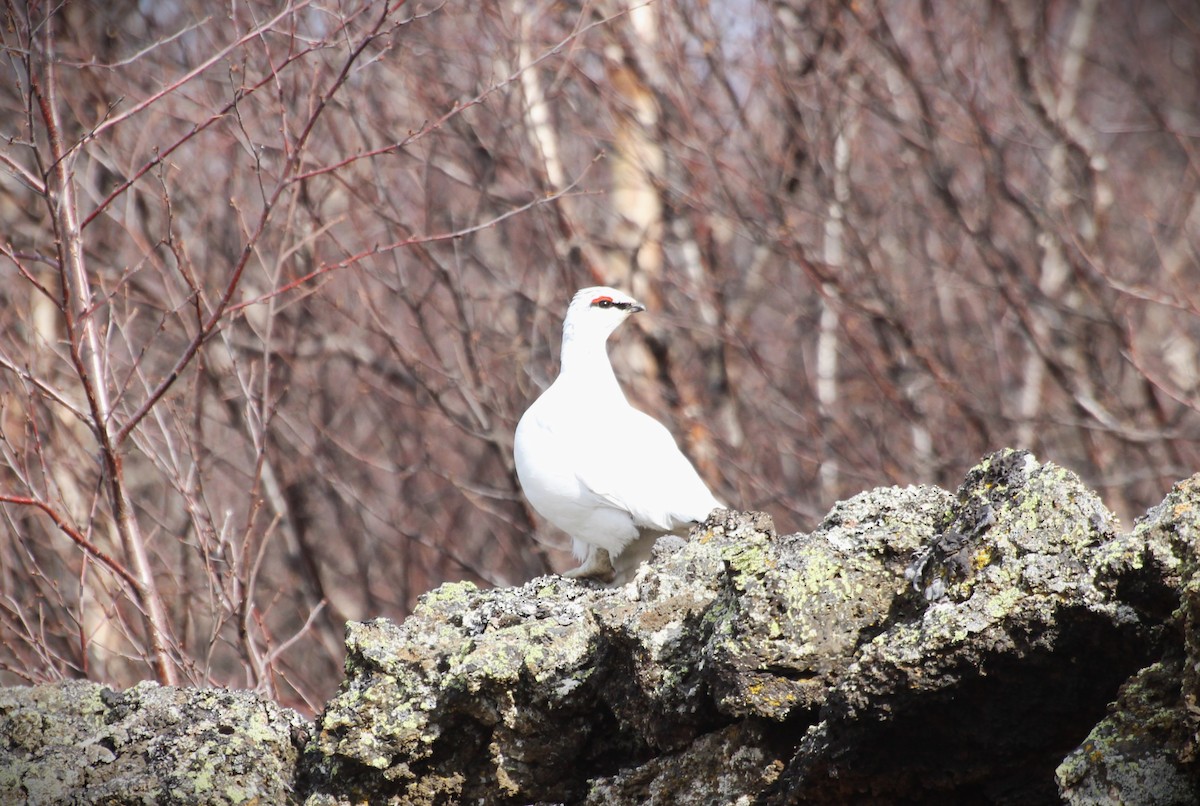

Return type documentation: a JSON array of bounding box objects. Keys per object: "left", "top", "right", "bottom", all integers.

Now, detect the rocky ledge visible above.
[{"left": 3, "top": 450, "right": 1199, "bottom": 804}]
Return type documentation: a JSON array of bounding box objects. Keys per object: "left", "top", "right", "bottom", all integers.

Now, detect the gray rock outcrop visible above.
[
  {"left": 0, "top": 680, "right": 307, "bottom": 804},
  {"left": 3, "top": 450, "right": 1199, "bottom": 804}
]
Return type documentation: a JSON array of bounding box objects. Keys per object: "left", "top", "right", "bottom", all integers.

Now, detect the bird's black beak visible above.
[{"left": 629, "top": 302, "right": 646, "bottom": 313}]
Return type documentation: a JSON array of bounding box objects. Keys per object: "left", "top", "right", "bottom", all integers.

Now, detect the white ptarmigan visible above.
[{"left": 514, "top": 286, "right": 724, "bottom": 583}]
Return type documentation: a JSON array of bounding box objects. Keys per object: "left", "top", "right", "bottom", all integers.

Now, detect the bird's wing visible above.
[{"left": 573, "top": 408, "right": 722, "bottom": 533}]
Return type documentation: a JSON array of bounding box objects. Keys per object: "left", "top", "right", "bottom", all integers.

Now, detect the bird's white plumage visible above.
[{"left": 514, "top": 286, "right": 723, "bottom": 581}]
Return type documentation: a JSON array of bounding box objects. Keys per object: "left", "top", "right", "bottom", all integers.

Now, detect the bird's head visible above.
[{"left": 562, "top": 286, "right": 646, "bottom": 344}]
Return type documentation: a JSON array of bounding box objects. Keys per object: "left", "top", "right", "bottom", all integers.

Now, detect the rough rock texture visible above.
[
  {"left": 0, "top": 679, "right": 307, "bottom": 804},
  {"left": 1057, "top": 474, "right": 1200, "bottom": 805},
  {"left": 764, "top": 450, "right": 1158, "bottom": 803},
  {"left": 300, "top": 486, "right": 951, "bottom": 805},
  {"left": 4, "top": 450, "right": 1200, "bottom": 804}
]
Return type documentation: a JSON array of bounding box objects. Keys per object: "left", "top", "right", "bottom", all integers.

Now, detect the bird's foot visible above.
[{"left": 562, "top": 546, "right": 616, "bottom": 584}]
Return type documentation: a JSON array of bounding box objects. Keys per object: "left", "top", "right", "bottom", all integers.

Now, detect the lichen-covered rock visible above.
[
  {"left": 1058, "top": 473, "right": 1200, "bottom": 804},
  {"left": 302, "top": 489, "right": 952, "bottom": 804},
  {"left": 302, "top": 580, "right": 613, "bottom": 804},
  {"left": 7, "top": 452, "right": 1200, "bottom": 804},
  {"left": 1154, "top": 475, "right": 1200, "bottom": 762},
  {"left": 1057, "top": 660, "right": 1198, "bottom": 805},
  {"left": 582, "top": 720, "right": 785, "bottom": 804},
  {"left": 0, "top": 680, "right": 307, "bottom": 805},
  {"left": 703, "top": 491, "right": 951, "bottom": 720},
  {"left": 1092, "top": 474, "right": 1199, "bottom": 627},
  {"left": 762, "top": 449, "right": 1160, "bottom": 803}
]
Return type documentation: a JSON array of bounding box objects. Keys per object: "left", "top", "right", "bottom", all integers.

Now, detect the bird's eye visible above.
[{"left": 592, "top": 296, "right": 614, "bottom": 309}]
